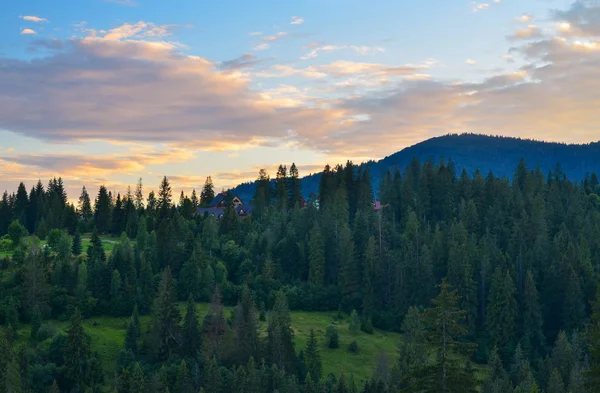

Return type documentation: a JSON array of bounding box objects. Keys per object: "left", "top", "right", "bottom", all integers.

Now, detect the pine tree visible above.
[
  {"left": 72, "top": 230, "right": 82, "bottom": 255},
  {"left": 174, "top": 360, "right": 193, "bottom": 393},
  {"left": 406, "top": 279, "right": 478, "bottom": 393},
  {"left": 30, "top": 305, "right": 43, "bottom": 340},
  {"left": 585, "top": 282, "right": 600, "bottom": 391},
  {"left": 304, "top": 329, "right": 322, "bottom": 382},
  {"left": 65, "top": 309, "right": 93, "bottom": 393},
  {"left": 130, "top": 363, "right": 146, "bottom": 393},
  {"left": 157, "top": 176, "right": 172, "bottom": 220},
  {"left": 149, "top": 267, "right": 181, "bottom": 361},
  {"left": 49, "top": 380, "right": 60, "bottom": 393},
  {"left": 78, "top": 186, "right": 93, "bottom": 222},
  {"left": 267, "top": 291, "right": 297, "bottom": 373},
  {"left": 200, "top": 176, "right": 215, "bottom": 207},
  {"left": 5, "top": 358, "right": 22, "bottom": 393},
  {"left": 522, "top": 270, "right": 544, "bottom": 358},
  {"left": 308, "top": 224, "right": 325, "bottom": 285},
  {"left": 289, "top": 163, "right": 303, "bottom": 208},
  {"left": 94, "top": 186, "right": 112, "bottom": 234},
  {"left": 487, "top": 268, "right": 517, "bottom": 358},
  {"left": 124, "top": 306, "right": 140, "bottom": 355},
  {"left": 547, "top": 368, "right": 565, "bottom": 393},
  {"left": 203, "top": 287, "right": 227, "bottom": 361},
  {"left": 348, "top": 310, "right": 360, "bottom": 335},
  {"left": 181, "top": 296, "right": 201, "bottom": 358},
  {"left": 232, "top": 287, "right": 260, "bottom": 364},
  {"left": 275, "top": 165, "right": 288, "bottom": 209},
  {"left": 179, "top": 251, "right": 202, "bottom": 300}
]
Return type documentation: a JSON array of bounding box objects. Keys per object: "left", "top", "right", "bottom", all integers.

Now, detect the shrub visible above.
[
  {"left": 36, "top": 324, "right": 59, "bottom": 342},
  {"left": 349, "top": 309, "right": 360, "bottom": 334},
  {"left": 326, "top": 325, "right": 339, "bottom": 349},
  {"left": 348, "top": 340, "right": 359, "bottom": 354},
  {"left": 361, "top": 317, "right": 374, "bottom": 334}
]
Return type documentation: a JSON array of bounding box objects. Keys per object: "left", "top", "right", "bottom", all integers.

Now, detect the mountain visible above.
[{"left": 231, "top": 133, "right": 600, "bottom": 201}]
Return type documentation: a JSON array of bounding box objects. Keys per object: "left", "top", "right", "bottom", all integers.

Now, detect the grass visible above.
[
  {"left": 17, "top": 303, "right": 403, "bottom": 384},
  {"left": 1, "top": 234, "right": 117, "bottom": 261}
]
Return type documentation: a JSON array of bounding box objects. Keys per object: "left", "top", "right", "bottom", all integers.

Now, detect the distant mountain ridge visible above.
[{"left": 230, "top": 133, "right": 600, "bottom": 202}]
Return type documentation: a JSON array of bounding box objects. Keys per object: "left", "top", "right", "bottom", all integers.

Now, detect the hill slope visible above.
[{"left": 231, "top": 134, "right": 600, "bottom": 200}]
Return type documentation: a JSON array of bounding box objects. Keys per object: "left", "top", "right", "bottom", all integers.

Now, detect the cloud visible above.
[
  {"left": 315, "top": 60, "right": 426, "bottom": 78},
  {"left": 507, "top": 25, "right": 544, "bottom": 40},
  {"left": 516, "top": 14, "right": 533, "bottom": 23},
  {"left": 262, "top": 32, "right": 288, "bottom": 42},
  {"left": 248, "top": 32, "right": 262, "bottom": 36},
  {"left": 471, "top": 2, "right": 490, "bottom": 12},
  {"left": 20, "top": 16, "right": 47, "bottom": 23},
  {"left": 0, "top": 27, "right": 351, "bottom": 154},
  {"left": 219, "top": 53, "right": 268, "bottom": 71},
  {"left": 465, "top": 58, "right": 476, "bottom": 65},
  {"left": 300, "top": 45, "right": 385, "bottom": 60},
  {"left": 26, "top": 38, "right": 65, "bottom": 54},
  {"left": 291, "top": 16, "right": 304, "bottom": 25},
  {"left": 553, "top": 0, "right": 600, "bottom": 37},
  {"left": 253, "top": 43, "right": 270, "bottom": 50},
  {"left": 20, "top": 29, "right": 36, "bottom": 35},
  {"left": 98, "top": 21, "right": 175, "bottom": 41}
]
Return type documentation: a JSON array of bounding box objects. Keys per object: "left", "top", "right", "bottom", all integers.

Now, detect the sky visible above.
[{"left": 1, "top": 0, "right": 599, "bottom": 201}]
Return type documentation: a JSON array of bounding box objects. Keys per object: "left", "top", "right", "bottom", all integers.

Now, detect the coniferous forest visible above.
[{"left": 1, "top": 158, "right": 600, "bottom": 393}]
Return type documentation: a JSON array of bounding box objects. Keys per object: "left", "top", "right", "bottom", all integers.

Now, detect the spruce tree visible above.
[
  {"left": 267, "top": 291, "right": 297, "bottom": 373},
  {"left": 65, "top": 309, "right": 92, "bottom": 393},
  {"left": 585, "top": 283, "right": 600, "bottom": 391},
  {"left": 522, "top": 270, "right": 544, "bottom": 358},
  {"left": 181, "top": 296, "right": 201, "bottom": 358},
  {"left": 149, "top": 267, "right": 181, "bottom": 361},
  {"left": 30, "top": 305, "right": 43, "bottom": 340},
  {"left": 406, "top": 279, "right": 478, "bottom": 393},
  {"left": 200, "top": 176, "right": 215, "bottom": 207},
  {"left": 5, "top": 358, "right": 22, "bottom": 393},
  {"left": 174, "top": 360, "right": 193, "bottom": 393},
  {"left": 72, "top": 230, "right": 82, "bottom": 255},
  {"left": 232, "top": 287, "right": 260, "bottom": 364},
  {"left": 304, "top": 329, "right": 322, "bottom": 382},
  {"left": 308, "top": 224, "right": 325, "bottom": 285},
  {"left": 130, "top": 363, "right": 146, "bottom": 393},
  {"left": 486, "top": 268, "right": 517, "bottom": 359}
]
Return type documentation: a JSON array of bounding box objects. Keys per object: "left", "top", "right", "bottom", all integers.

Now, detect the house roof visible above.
[
  {"left": 208, "top": 193, "right": 225, "bottom": 207},
  {"left": 208, "top": 192, "right": 244, "bottom": 207},
  {"left": 196, "top": 203, "right": 253, "bottom": 219}
]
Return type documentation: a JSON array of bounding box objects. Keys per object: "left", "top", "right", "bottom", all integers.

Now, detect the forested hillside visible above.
[
  {"left": 1, "top": 157, "right": 600, "bottom": 392},
  {"left": 231, "top": 134, "right": 600, "bottom": 201}
]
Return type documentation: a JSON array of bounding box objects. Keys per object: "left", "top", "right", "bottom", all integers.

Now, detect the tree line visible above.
[{"left": 1, "top": 158, "right": 600, "bottom": 392}]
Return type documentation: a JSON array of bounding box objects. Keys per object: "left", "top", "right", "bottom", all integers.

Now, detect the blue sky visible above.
[{"left": 0, "top": 0, "right": 597, "bottom": 200}]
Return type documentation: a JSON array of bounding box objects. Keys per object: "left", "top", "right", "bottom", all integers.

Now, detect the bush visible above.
[
  {"left": 46, "top": 229, "right": 64, "bottom": 250},
  {"left": 326, "top": 325, "right": 339, "bottom": 349},
  {"left": 348, "top": 340, "right": 359, "bottom": 354},
  {"left": 361, "top": 317, "right": 374, "bottom": 334},
  {"left": 349, "top": 309, "right": 360, "bottom": 334},
  {"left": 36, "top": 324, "right": 59, "bottom": 342}
]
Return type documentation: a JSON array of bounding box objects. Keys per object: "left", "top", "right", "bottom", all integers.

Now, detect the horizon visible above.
[{"left": 2, "top": 0, "right": 600, "bottom": 199}]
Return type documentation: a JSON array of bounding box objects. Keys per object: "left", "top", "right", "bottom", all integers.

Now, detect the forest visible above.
[{"left": 1, "top": 157, "right": 600, "bottom": 393}]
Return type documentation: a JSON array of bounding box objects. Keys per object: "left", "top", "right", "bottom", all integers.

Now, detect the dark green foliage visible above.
[
  {"left": 267, "top": 291, "right": 297, "bottom": 373},
  {"left": 348, "top": 310, "right": 360, "bottom": 335},
  {"left": 326, "top": 325, "right": 339, "bottom": 349},
  {"left": 3, "top": 155, "right": 600, "bottom": 393},
  {"left": 72, "top": 230, "right": 82, "bottom": 256},
  {"left": 304, "top": 329, "right": 322, "bottom": 382},
  {"left": 181, "top": 296, "right": 201, "bottom": 359},
  {"left": 404, "top": 279, "right": 479, "bottom": 393},
  {"left": 232, "top": 287, "right": 260, "bottom": 364},
  {"left": 148, "top": 267, "right": 181, "bottom": 361},
  {"left": 348, "top": 340, "right": 359, "bottom": 354},
  {"left": 30, "top": 305, "right": 42, "bottom": 340}
]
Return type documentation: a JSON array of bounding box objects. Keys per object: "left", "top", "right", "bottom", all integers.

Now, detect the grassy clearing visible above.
[{"left": 17, "top": 303, "right": 402, "bottom": 384}]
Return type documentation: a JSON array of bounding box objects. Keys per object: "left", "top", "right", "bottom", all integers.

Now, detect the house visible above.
[{"left": 196, "top": 192, "right": 253, "bottom": 220}]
